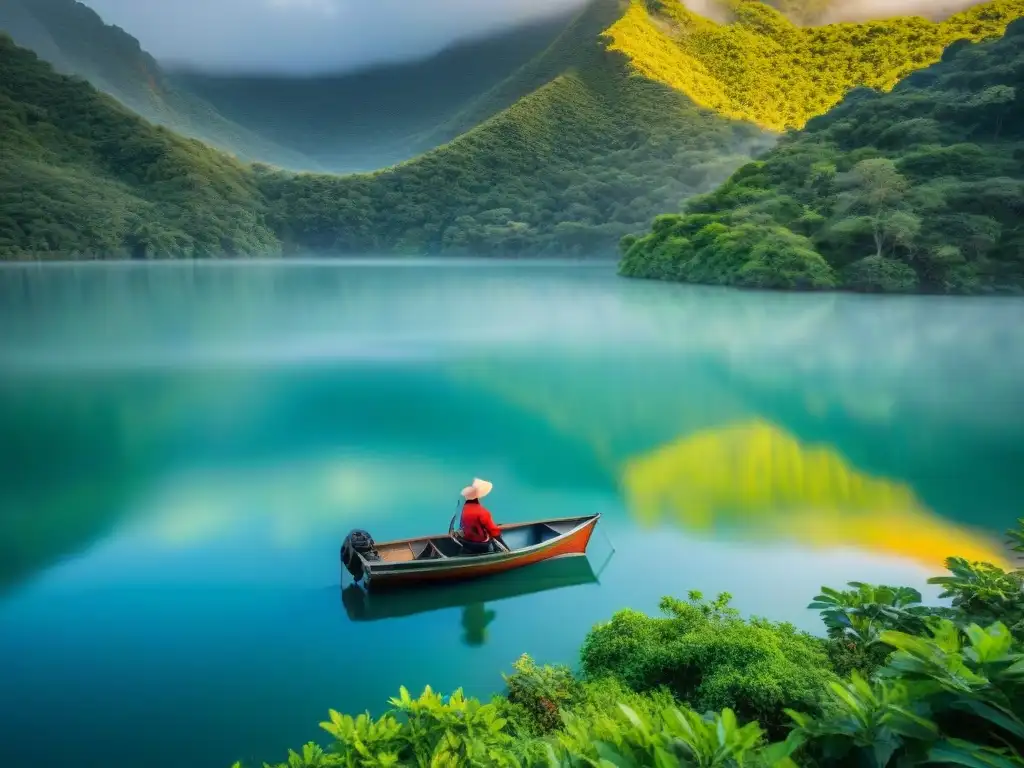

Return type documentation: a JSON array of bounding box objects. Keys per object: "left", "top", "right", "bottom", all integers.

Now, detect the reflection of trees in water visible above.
[
  {"left": 4, "top": 263, "right": 1021, "bottom": 590},
  {"left": 450, "top": 337, "right": 1024, "bottom": 553},
  {"left": 0, "top": 377, "right": 147, "bottom": 591},
  {"left": 621, "top": 420, "right": 1009, "bottom": 569}
]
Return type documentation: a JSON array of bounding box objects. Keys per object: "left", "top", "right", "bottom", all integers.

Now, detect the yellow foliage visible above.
[{"left": 604, "top": 0, "right": 1024, "bottom": 130}]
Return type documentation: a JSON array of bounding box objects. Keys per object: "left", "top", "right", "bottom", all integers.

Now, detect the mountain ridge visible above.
[
  {"left": 2, "top": 0, "right": 1023, "bottom": 270},
  {"left": 0, "top": 0, "right": 319, "bottom": 170}
]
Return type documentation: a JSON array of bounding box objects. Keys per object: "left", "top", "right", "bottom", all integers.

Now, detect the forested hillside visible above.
[
  {"left": 259, "top": 0, "right": 768, "bottom": 258},
  {"left": 2, "top": 0, "right": 1022, "bottom": 261},
  {"left": 261, "top": 0, "right": 1024, "bottom": 258},
  {"left": 0, "top": 36, "right": 277, "bottom": 260},
  {"left": 0, "top": 0, "right": 315, "bottom": 169},
  {"left": 619, "top": 18, "right": 1024, "bottom": 293}
]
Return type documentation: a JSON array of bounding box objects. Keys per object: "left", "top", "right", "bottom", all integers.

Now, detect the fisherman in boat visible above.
[{"left": 459, "top": 478, "right": 509, "bottom": 554}]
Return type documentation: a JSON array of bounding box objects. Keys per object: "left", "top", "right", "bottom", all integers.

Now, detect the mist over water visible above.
[{"left": 1, "top": 260, "right": 1022, "bottom": 768}]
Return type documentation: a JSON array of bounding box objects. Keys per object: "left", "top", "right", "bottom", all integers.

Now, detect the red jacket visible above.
[{"left": 461, "top": 501, "right": 501, "bottom": 542}]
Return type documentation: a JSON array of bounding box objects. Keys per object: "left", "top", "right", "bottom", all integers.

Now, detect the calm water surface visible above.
[{"left": 1, "top": 259, "right": 1023, "bottom": 768}]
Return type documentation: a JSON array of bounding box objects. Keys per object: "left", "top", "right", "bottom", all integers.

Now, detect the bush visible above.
[
  {"left": 928, "top": 557, "right": 1024, "bottom": 637},
  {"left": 823, "top": 636, "right": 894, "bottom": 679},
  {"left": 842, "top": 255, "right": 920, "bottom": 293},
  {"left": 734, "top": 232, "right": 837, "bottom": 290},
  {"left": 579, "top": 591, "right": 835, "bottom": 737},
  {"left": 501, "top": 654, "right": 583, "bottom": 736}
]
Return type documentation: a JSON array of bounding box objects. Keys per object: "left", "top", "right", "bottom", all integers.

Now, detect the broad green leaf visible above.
[
  {"left": 952, "top": 698, "right": 1024, "bottom": 740},
  {"left": 927, "top": 739, "right": 1024, "bottom": 768},
  {"left": 618, "top": 704, "right": 649, "bottom": 738}
]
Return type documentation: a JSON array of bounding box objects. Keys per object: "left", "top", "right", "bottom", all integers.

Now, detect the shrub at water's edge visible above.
[
  {"left": 619, "top": 18, "right": 1024, "bottom": 295},
  {"left": 235, "top": 519, "right": 1024, "bottom": 767}
]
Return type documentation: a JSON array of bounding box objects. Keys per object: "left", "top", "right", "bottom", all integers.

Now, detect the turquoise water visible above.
[{"left": 1, "top": 259, "right": 1023, "bottom": 768}]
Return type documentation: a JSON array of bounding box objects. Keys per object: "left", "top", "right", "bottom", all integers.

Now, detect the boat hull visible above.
[{"left": 362, "top": 515, "right": 599, "bottom": 589}]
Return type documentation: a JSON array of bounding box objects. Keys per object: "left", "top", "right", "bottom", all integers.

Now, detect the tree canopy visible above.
[
  {"left": 620, "top": 18, "right": 1024, "bottom": 294},
  {"left": 2, "top": 0, "right": 1023, "bottom": 261}
]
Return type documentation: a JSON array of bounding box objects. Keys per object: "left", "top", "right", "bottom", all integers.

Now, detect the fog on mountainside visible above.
[
  {"left": 681, "top": 0, "right": 987, "bottom": 23},
  {"left": 172, "top": 11, "right": 577, "bottom": 173},
  {"left": 819, "top": 0, "right": 988, "bottom": 21},
  {"left": 81, "top": 0, "right": 590, "bottom": 75}
]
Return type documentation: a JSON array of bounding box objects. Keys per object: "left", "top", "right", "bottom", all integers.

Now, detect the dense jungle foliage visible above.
[
  {"left": 234, "top": 518, "right": 1024, "bottom": 767},
  {"left": 620, "top": 18, "right": 1024, "bottom": 294},
  {"left": 258, "top": 43, "right": 765, "bottom": 258},
  {"left": 0, "top": 36, "right": 279, "bottom": 260},
  {"left": 607, "top": 0, "right": 1024, "bottom": 132}
]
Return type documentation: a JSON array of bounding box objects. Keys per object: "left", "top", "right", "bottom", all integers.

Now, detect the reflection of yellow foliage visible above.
[{"left": 622, "top": 420, "right": 1009, "bottom": 570}]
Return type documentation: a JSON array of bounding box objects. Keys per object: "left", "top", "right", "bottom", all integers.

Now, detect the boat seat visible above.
[
  {"left": 377, "top": 543, "right": 419, "bottom": 563},
  {"left": 413, "top": 541, "right": 446, "bottom": 561},
  {"left": 410, "top": 541, "right": 432, "bottom": 560}
]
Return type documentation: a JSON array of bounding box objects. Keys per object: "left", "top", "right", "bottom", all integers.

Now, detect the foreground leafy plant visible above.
[
  {"left": 928, "top": 558, "right": 1024, "bottom": 636},
  {"left": 809, "top": 582, "right": 935, "bottom": 644},
  {"left": 786, "top": 620, "right": 1024, "bottom": 766},
  {"left": 785, "top": 673, "right": 938, "bottom": 766},
  {"left": 881, "top": 620, "right": 1024, "bottom": 748},
  {"left": 548, "top": 702, "right": 795, "bottom": 767}
]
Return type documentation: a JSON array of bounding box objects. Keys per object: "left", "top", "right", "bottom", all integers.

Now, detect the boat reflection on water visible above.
[{"left": 342, "top": 555, "right": 603, "bottom": 645}]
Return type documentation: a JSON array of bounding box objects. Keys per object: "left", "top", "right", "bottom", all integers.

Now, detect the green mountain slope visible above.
[
  {"left": 619, "top": 18, "right": 1024, "bottom": 293},
  {"left": 0, "top": 36, "right": 278, "bottom": 259},
  {"left": 413, "top": 0, "right": 628, "bottom": 149},
  {"left": 2, "top": 0, "right": 1022, "bottom": 261},
  {"left": 171, "top": 12, "right": 577, "bottom": 173},
  {"left": 0, "top": 0, "right": 316, "bottom": 170},
  {"left": 259, "top": 1, "right": 769, "bottom": 258}
]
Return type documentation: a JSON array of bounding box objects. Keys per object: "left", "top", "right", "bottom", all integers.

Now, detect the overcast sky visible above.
[
  {"left": 81, "top": 0, "right": 987, "bottom": 75},
  {"left": 82, "top": 0, "right": 588, "bottom": 75}
]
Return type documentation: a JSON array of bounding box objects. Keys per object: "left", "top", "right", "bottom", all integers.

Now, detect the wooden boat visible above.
[
  {"left": 342, "top": 513, "right": 601, "bottom": 590},
  {"left": 341, "top": 554, "right": 600, "bottom": 621}
]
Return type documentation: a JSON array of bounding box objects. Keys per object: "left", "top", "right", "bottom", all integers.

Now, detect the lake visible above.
[{"left": 1, "top": 259, "right": 1023, "bottom": 768}]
